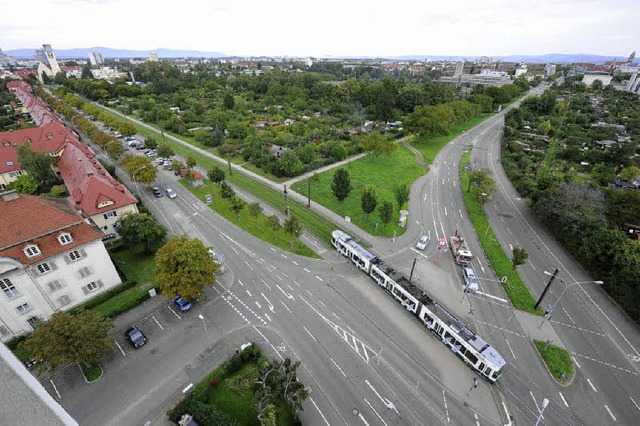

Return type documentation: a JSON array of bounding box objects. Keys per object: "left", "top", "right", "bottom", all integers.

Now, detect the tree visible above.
[
  {"left": 266, "top": 215, "right": 281, "bottom": 241},
  {"left": 154, "top": 236, "right": 218, "bottom": 300},
  {"left": 405, "top": 103, "right": 456, "bottom": 138},
  {"left": 476, "top": 175, "right": 496, "bottom": 204},
  {"left": 512, "top": 245, "right": 529, "bottom": 270},
  {"left": 275, "top": 151, "right": 304, "bottom": 177},
  {"left": 186, "top": 156, "right": 197, "bottom": 169},
  {"left": 223, "top": 92, "right": 235, "bottom": 110},
  {"left": 145, "top": 136, "right": 158, "bottom": 150},
  {"left": 619, "top": 166, "right": 640, "bottom": 183},
  {"left": 393, "top": 183, "right": 410, "bottom": 208},
  {"left": 170, "top": 160, "right": 184, "bottom": 171},
  {"left": 378, "top": 200, "right": 394, "bottom": 228},
  {"left": 220, "top": 181, "right": 235, "bottom": 198},
  {"left": 104, "top": 139, "right": 124, "bottom": 160},
  {"left": 255, "top": 358, "right": 309, "bottom": 418},
  {"left": 81, "top": 65, "right": 93, "bottom": 80},
  {"left": 9, "top": 175, "right": 40, "bottom": 194},
  {"left": 361, "top": 186, "right": 378, "bottom": 217},
  {"left": 208, "top": 166, "right": 225, "bottom": 184},
  {"left": 284, "top": 215, "right": 303, "bottom": 240},
  {"left": 157, "top": 144, "right": 175, "bottom": 158},
  {"left": 17, "top": 144, "right": 59, "bottom": 189},
  {"left": 115, "top": 212, "right": 167, "bottom": 254},
  {"left": 229, "top": 196, "right": 246, "bottom": 218},
  {"left": 21, "top": 310, "right": 113, "bottom": 374},
  {"left": 249, "top": 202, "right": 263, "bottom": 218},
  {"left": 537, "top": 120, "right": 552, "bottom": 136},
  {"left": 122, "top": 154, "right": 157, "bottom": 185},
  {"left": 363, "top": 133, "right": 398, "bottom": 158},
  {"left": 331, "top": 168, "right": 352, "bottom": 202},
  {"left": 468, "top": 168, "right": 490, "bottom": 192}
]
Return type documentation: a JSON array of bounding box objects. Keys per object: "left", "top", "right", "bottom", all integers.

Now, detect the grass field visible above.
[
  {"left": 185, "top": 179, "right": 319, "bottom": 258},
  {"left": 459, "top": 151, "right": 541, "bottom": 314},
  {"left": 412, "top": 115, "right": 492, "bottom": 164},
  {"left": 534, "top": 340, "right": 574, "bottom": 384},
  {"left": 291, "top": 145, "right": 426, "bottom": 237}
]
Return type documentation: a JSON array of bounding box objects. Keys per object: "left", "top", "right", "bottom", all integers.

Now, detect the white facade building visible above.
[{"left": 0, "top": 192, "right": 122, "bottom": 343}]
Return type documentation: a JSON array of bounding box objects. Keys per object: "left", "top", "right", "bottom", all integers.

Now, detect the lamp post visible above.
[
  {"left": 198, "top": 314, "right": 211, "bottom": 343},
  {"left": 534, "top": 398, "right": 549, "bottom": 426},
  {"left": 132, "top": 165, "right": 147, "bottom": 197},
  {"left": 541, "top": 271, "right": 603, "bottom": 319},
  {"left": 283, "top": 184, "right": 289, "bottom": 217}
]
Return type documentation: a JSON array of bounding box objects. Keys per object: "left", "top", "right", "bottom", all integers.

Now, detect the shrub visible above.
[
  {"left": 209, "top": 376, "right": 220, "bottom": 388},
  {"left": 69, "top": 280, "right": 137, "bottom": 313},
  {"left": 225, "top": 353, "right": 243, "bottom": 375},
  {"left": 50, "top": 184, "right": 68, "bottom": 197}
]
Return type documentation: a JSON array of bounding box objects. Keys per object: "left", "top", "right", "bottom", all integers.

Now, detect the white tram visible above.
[{"left": 331, "top": 230, "right": 505, "bottom": 382}]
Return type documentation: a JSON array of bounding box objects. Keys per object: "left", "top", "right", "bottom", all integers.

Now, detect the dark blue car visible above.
[{"left": 173, "top": 296, "right": 192, "bottom": 313}]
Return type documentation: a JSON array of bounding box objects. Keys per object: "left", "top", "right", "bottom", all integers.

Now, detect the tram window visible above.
[
  {"left": 478, "top": 362, "right": 486, "bottom": 372},
  {"left": 468, "top": 353, "right": 478, "bottom": 364}
]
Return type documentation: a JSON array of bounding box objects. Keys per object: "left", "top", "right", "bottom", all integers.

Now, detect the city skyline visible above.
[{"left": 1, "top": 0, "right": 638, "bottom": 58}]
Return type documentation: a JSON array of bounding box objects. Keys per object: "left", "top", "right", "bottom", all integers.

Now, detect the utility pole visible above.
[
  {"left": 409, "top": 258, "right": 417, "bottom": 282},
  {"left": 535, "top": 268, "right": 559, "bottom": 310},
  {"left": 466, "top": 377, "right": 479, "bottom": 396}
]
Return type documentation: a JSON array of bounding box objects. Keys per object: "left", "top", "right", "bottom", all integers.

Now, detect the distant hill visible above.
[
  {"left": 6, "top": 46, "right": 225, "bottom": 59},
  {"left": 386, "top": 53, "right": 628, "bottom": 64}
]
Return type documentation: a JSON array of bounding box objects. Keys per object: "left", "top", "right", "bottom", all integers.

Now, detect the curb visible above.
[
  {"left": 530, "top": 339, "right": 575, "bottom": 387},
  {"left": 78, "top": 362, "right": 104, "bottom": 384}
]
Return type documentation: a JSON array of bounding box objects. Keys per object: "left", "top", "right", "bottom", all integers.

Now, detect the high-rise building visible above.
[
  {"left": 88, "top": 51, "right": 104, "bottom": 66},
  {"left": 149, "top": 51, "right": 159, "bottom": 62},
  {"left": 35, "top": 44, "right": 61, "bottom": 83}
]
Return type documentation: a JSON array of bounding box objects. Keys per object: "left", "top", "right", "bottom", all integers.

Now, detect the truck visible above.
[{"left": 450, "top": 230, "right": 473, "bottom": 265}]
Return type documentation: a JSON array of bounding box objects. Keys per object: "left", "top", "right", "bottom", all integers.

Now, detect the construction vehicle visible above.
[{"left": 450, "top": 230, "right": 473, "bottom": 265}]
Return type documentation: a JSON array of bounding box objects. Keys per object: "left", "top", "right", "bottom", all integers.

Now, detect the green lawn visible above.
[
  {"left": 534, "top": 340, "right": 574, "bottom": 384},
  {"left": 185, "top": 179, "right": 319, "bottom": 258},
  {"left": 413, "top": 115, "right": 492, "bottom": 164},
  {"left": 81, "top": 363, "right": 102, "bottom": 382},
  {"left": 292, "top": 146, "right": 426, "bottom": 237},
  {"left": 459, "top": 151, "right": 541, "bottom": 314}
]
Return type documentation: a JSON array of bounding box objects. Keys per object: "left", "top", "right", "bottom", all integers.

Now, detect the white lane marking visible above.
[
  {"left": 559, "top": 392, "right": 569, "bottom": 407},
  {"left": 50, "top": 379, "right": 61, "bottom": 398},
  {"left": 261, "top": 293, "right": 275, "bottom": 312},
  {"left": 587, "top": 378, "right": 598, "bottom": 392},
  {"left": 182, "top": 383, "right": 194, "bottom": 393},
  {"left": 114, "top": 340, "right": 126, "bottom": 356},
  {"left": 276, "top": 275, "right": 283, "bottom": 281},
  {"left": 231, "top": 247, "right": 239, "bottom": 255},
  {"left": 475, "top": 291, "right": 508, "bottom": 303},
  {"left": 330, "top": 357, "right": 347, "bottom": 378},
  {"left": 551, "top": 320, "right": 605, "bottom": 336},
  {"left": 332, "top": 312, "right": 340, "bottom": 320},
  {"left": 476, "top": 320, "right": 526, "bottom": 338},
  {"left": 358, "top": 413, "right": 370, "bottom": 425},
  {"left": 459, "top": 208, "right": 462, "bottom": 217},
  {"left": 365, "top": 380, "right": 399, "bottom": 415},
  {"left": 572, "top": 351, "right": 637, "bottom": 375},
  {"left": 530, "top": 391, "right": 541, "bottom": 413},
  {"left": 281, "top": 253, "right": 288, "bottom": 259},
  {"left": 238, "top": 280, "right": 243, "bottom": 286},
  {"left": 261, "top": 279, "right": 272, "bottom": 291},
  {"left": 276, "top": 284, "right": 295, "bottom": 300},
  {"left": 270, "top": 344, "right": 284, "bottom": 361},
  {"left": 572, "top": 356, "right": 582, "bottom": 369},
  {"left": 502, "top": 400, "right": 511, "bottom": 426},
  {"left": 604, "top": 405, "right": 617, "bottom": 421},
  {"left": 364, "top": 398, "right": 388, "bottom": 426},
  {"left": 246, "top": 290, "right": 252, "bottom": 297},
  {"left": 168, "top": 305, "right": 181, "bottom": 320},
  {"left": 287, "top": 284, "right": 295, "bottom": 291},
  {"left": 303, "top": 325, "right": 318, "bottom": 342},
  {"left": 255, "top": 301, "right": 261, "bottom": 309},
  {"left": 280, "top": 300, "right": 292, "bottom": 313},
  {"left": 152, "top": 316, "right": 165, "bottom": 331},
  {"left": 506, "top": 338, "right": 517, "bottom": 359},
  {"left": 529, "top": 261, "right": 536, "bottom": 271},
  {"left": 442, "top": 178, "right": 445, "bottom": 185},
  {"left": 270, "top": 247, "right": 276, "bottom": 252},
  {"left": 444, "top": 206, "right": 448, "bottom": 216},
  {"left": 304, "top": 268, "right": 311, "bottom": 273},
  {"left": 474, "top": 412, "right": 479, "bottom": 426},
  {"left": 294, "top": 280, "right": 300, "bottom": 286},
  {"left": 562, "top": 307, "right": 575, "bottom": 324},
  {"left": 477, "top": 258, "right": 485, "bottom": 273},
  {"left": 253, "top": 325, "right": 269, "bottom": 343},
  {"left": 282, "top": 273, "right": 288, "bottom": 278},
  {"left": 244, "top": 261, "right": 253, "bottom": 271},
  {"left": 630, "top": 396, "right": 640, "bottom": 411},
  {"left": 309, "top": 397, "right": 330, "bottom": 426},
  {"left": 292, "top": 260, "right": 299, "bottom": 266},
  {"left": 265, "top": 313, "right": 272, "bottom": 322},
  {"left": 442, "top": 389, "right": 450, "bottom": 423},
  {"left": 315, "top": 275, "right": 324, "bottom": 282},
  {"left": 305, "top": 289, "right": 313, "bottom": 296},
  {"left": 319, "top": 300, "right": 326, "bottom": 307}
]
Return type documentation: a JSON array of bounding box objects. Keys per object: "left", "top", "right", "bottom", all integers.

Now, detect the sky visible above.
[{"left": 1, "top": 0, "right": 637, "bottom": 58}]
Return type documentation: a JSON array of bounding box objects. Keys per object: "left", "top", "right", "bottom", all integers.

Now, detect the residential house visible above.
[
  {"left": 0, "top": 191, "right": 121, "bottom": 343},
  {"left": 187, "top": 170, "right": 204, "bottom": 188}
]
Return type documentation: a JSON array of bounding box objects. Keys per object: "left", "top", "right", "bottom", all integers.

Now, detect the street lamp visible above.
[
  {"left": 534, "top": 398, "right": 549, "bottom": 426},
  {"left": 198, "top": 314, "right": 211, "bottom": 343},
  {"left": 283, "top": 184, "right": 289, "bottom": 217},
  {"left": 541, "top": 271, "right": 603, "bottom": 319}
]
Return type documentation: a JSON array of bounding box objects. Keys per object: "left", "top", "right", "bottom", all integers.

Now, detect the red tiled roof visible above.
[
  {"left": 0, "top": 193, "right": 99, "bottom": 250},
  {"left": 57, "top": 143, "right": 137, "bottom": 216}
]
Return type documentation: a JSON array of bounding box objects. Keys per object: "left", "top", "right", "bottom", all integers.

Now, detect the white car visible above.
[
  {"left": 165, "top": 188, "right": 177, "bottom": 199},
  {"left": 416, "top": 235, "right": 430, "bottom": 250},
  {"left": 155, "top": 157, "right": 166, "bottom": 165},
  {"left": 461, "top": 266, "right": 479, "bottom": 292}
]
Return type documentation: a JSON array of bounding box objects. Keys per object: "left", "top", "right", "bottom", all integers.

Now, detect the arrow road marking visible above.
[
  {"left": 365, "top": 380, "right": 399, "bottom": 415},
  {"left": 261, "top": 293, "right": 275, "bottom": 313},
  {"left": 276, "top": 284, "right": 295, "bottom": 301}
]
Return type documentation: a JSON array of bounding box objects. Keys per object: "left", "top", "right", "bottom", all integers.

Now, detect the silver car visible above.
[
  {"left": 165, "top": 188, "right": 177, "bottom": 199},
  {"left": 461, "top": 266, "right": 479, "bottom": 292},
  {"left": 416, "top": 235, "right": 430, "bottom": 250}
]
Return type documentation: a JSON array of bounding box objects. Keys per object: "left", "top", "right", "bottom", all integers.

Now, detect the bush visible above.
[
  {"left": 209, "top": 376, "right": 220, "bottom": 388},
  {"left": 69, "top": 280, "right": 137, "bottom": 313},
  {"left": 50, "top": 184, "right": 68, "bottom": 197},
  {"left": 225, "top": 353, "right": 243, "bottom": 375}
]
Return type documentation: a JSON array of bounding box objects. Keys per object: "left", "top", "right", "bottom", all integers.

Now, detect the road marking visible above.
[
  {"left": 330, "top": 357, "right": 347, "bottom": 378},
  {"left": 152, "top": 316, "right": 165, "bottom": 331},
  {"left": 231, "top": 247, "right": 239, "bottom": 255},
  {"left": 474, "top": 291, "right": 508, "bottom": 303},
  {"left": 604, "top": 405, "right": 617, "bottom": 421},
  {"left": 530, "top": 391, "right": 541, "bottom": 413},
  {"left": 561, "top": 307, "right": 574, "bottom": 324},
  {"left": 587, "top": 378, "right": 598, "bottom": 392},
  {"left": 253, "top": 325, "right": 269, "bottom": 343},
  {"left": 261, "top": 279, "right": 272, "bottom": 290},
  {"left": 572, "top": 356, "right": 581, "bottom": 368},
  {"left": 287, "top": 284, "right": 295, "bottom": 291},
  {"left": 281, "top": 253, "right": 288, "bottom": 259},
  {"left": 282, "top": 272, "right": 288, "bottom": 278},
  {"left": 305, "top": 289, "right": 313, "bottom": 296},
  {"left": 276, "top": 284, "right": 295, "bottom": 300},
  {"left": 366, "top": 380, "right": 399, "bottom": 415},
  {"left": 292, "top": 260, "right": 299, "bottom": 266},
  {"left": 505, "top": 338, "right": 516, "bottom": 359},
  {"left": 358, "top": 413, "right": 370, "bottom": 425},
  {"left": 276, "top": 275, "right": 283, "bottom": 281},
  {"left": 319, "top": 300, "right": 326, "bottom": 307},
  {"left": 477, "top": 258, "right": 485, "bottom": 273},
  {"left": 50, "top": 379, "right": 61, "bottom": 399},
  {"left": 270, "top": 247, "right": 276, "bottom": 252},
  {"left": 270, "top": 344, "right": 284, "bottom": 361},
  {"left": 476, "top": 320, "right": 525, "bottom": 338},
  {"left": 244, "top": 261, "right": 253, "bottom": 271},
  {"left": 265, "top": 313, "right": 271, "bottom": 322},
  {"left": 332, "top": 312, "right": 340, "bottom": 320},
  {"left": 167, "top": 305, "right": 181, "bottom": 320},
  {"left": 303, "top": 325, "right": 318, "bottom": 342},
  {"left": 364, "top": 398, "right": 387, "bottom": 426},
  {"left": 559, "top": 392, "right": 569, "bottom": 407},
  {"left": 304, "top": 268, "right": 311, "bottom": 273},
  {"left": 246, "top": 290, "right": 252, "bottom": 297},
  {"left": 261, "top": 293, "right": 275, "bottom": 312},
  {"left": 315, "top": 275, "right": 324, "bottom": 282},
  {"left": 550, "top": 320, "right": 604, "bottom": 336},
  {"left": 474, "top": 412, "right": 479, "bottom": 426},
  {"left": 255, "top": 301, "right": 261, "bottom": 309},
  {"left": 630, "top": 396, "right": 640, "bottom": 411},
  {"left": 238, "top": 280, "right": 243, "bottom": 286},
  {"left": 444, "top": 206, "right": 447, "bottom": 216},
  {"left": 294, "top": 281, "right": 300, "bottom": 286},
  {"left": 280, "top": 300, "right": 292, "bottom": 313},
  {"left": 114, "top": 340, "right": 126, "bottom": 356},
  {"left": 309, "top": 397, "right": 330, "bottom": 426},
  {"left": 442, "top": 389, "right": 450, "bottom": 423},
  {"left": 572, "top": 352, "right": 637, "bottom": 375}
]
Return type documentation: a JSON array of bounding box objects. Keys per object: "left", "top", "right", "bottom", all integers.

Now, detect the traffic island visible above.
[
  {"left": 533, "top": 339, "right": 574, "bottom": 385},
  {"left": 79, "top": 362, "right": 103, "bottom": 383}
]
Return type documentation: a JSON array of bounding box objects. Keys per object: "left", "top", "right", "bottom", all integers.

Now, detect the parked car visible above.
[
  {"left": 172, "top": 296, "right": 192, "bottom": 313},
  {"left": 152, "top": 187, "right": 163, "bottom": 198},
  {"left": 125, "top": 326, "right": 147, "bottom": 348},
  {"left": 461, "top": 266, "right": 479, "bottom": 292},
  {"left": 163, "top": 160, "right": 172, "bottom": 167},
  {"left": 416, "top": 235, "right": 430, "bottom": 250},
  {"left": 174, "top": 169, "right": 181, "bottom": 176},
  {"left": 155, "top": 157, "right": 166, "bottom": 165},
  {"left": 166, "top": 188, "right": 177, "bottom": 199}
]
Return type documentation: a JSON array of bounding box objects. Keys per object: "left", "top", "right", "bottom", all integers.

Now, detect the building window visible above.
[
  {"left": 58, "top": 295, "right": 71, "bottom": 307},
  {"left": 103, "top": 211, "right": 117, "bottom": 219},
  {"left": 0, "top": 184, "right": 5, "bottom": 191},
  {"left": 0, "top": 325, "right": 9, "bottom": 337},
  {"left": 69, "top": 250, "right": 82, "bottom": 261},
  {"left": 48, "top": 280, "right": 63, "bottom": 292},
  {"left": 37, "top": 263, "right": 51, "bottom": 274},
  {"left": 16, "top": 303, "right": 31, "bottom": 315},
  {"left": 79, "top": 267, "right": 91, "bottom": 278},
  {"left": 27, "top": 316, "right": 41, "bottom": 329},
  {"left": 1, "top": 278, "right": 20, "bottom": 298},
  {"left": 58, "top": 233, "right": 73, "bottom": 245},
  {"left": 24, "top": 245, "right": 41, "bottom": 258},
  {"left": 84, "top": 281, "right": 103, "bottom": 294}
]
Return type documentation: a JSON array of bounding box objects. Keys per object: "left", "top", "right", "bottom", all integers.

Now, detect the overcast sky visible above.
[{"left": 1, "top": 0, "right": 637, "bottom": 57}]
